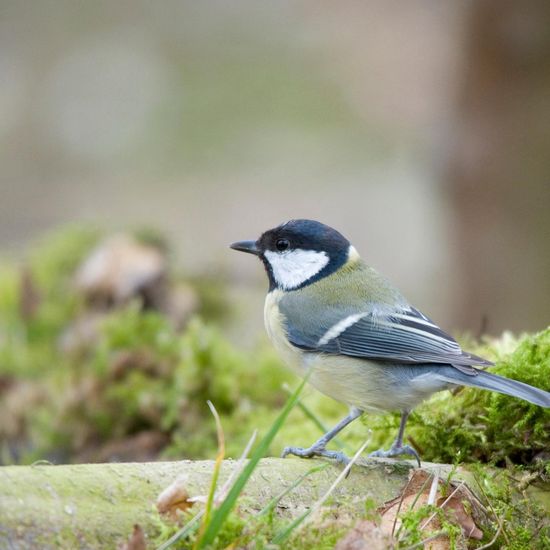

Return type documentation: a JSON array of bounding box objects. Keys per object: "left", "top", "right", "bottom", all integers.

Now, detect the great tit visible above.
[{"left": 230, "top": 219, "right": 550, "bottom": 465}]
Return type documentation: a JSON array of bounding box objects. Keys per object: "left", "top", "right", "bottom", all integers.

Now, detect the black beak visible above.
[{"left": 230, "top": 240, "right": 260, "bottom": 255}]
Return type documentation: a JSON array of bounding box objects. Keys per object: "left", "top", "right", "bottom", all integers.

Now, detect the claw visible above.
[
  {"left": 282, "top": 445, "right": 351, "bottom": 466},
  {"left": 368, "top": 444, "right": 421, "bottom": 467}
]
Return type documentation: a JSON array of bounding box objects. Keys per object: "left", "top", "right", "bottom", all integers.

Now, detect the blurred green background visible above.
[{"left": 1, "top": 1, "right": 549, "bottom": 465}]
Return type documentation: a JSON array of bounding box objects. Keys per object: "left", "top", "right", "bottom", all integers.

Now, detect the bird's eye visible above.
[{"left": 275, "top": 238, "right": 289, "bottom": 252}]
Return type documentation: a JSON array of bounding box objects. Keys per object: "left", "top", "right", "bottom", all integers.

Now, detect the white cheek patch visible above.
[{"left": 264, "top": 249, "right": 329, "bottom": 290}]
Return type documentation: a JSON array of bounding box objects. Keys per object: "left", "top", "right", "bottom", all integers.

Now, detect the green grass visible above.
[
  {"left": 195, "top": 375, "right": 309, "bottom": 549},
  {"left": 156, "top": 375, "right": 310, "bottom": 549}
]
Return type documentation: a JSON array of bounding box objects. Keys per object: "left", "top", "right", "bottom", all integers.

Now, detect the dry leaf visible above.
[
  {"left": 75, "top": 234, "right": 166, "bottom": 306},
  {"left": 379, "top": 470, "right": 484, "bottom": 549},
  {"left": 379, "top": 470, "right": 434, "bottom": 513},
  {"left": 71, "top": 233, "right": 198, "bottom": 329},
  {"left": 437, "top": 494, "right": 483, "bottom": 540},
  {"left": 335, "top": 520, "right": 395, "bottom": 550},
  {"left": 118, "top": 524, "right": 147, "bottom": 550},
  {"left": 381, "top": 493, "right": 450, "bottom": 550},
  {"left": 157, "top": 474, "right": 194, "bottom": 520}
]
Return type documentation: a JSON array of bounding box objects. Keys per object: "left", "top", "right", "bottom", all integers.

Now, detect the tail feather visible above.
[{"left": 437, "top": 368, "right": 550, "bottom": 408}]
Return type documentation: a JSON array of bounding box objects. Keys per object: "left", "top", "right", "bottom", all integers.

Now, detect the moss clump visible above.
[
  {"left": 0, "top": 226, "right": 274, "bottom": 464},
  {"left": 359, "top": 328, "right": 550, "bottom": 471},
  {"left": 0, "top": 226, "right": 99, "bottom": 379},
  {"left": 395, "top": 504, "right": 462, "bottom": 549},
  {"left": 3, "top": 307, "right": 291, "bottom": 463},
  {"left": 468, "top": 465, "right": 550, "bottom": 549},
  {"left": 407, "top": 328, "right": 550, "bottom": 468}
]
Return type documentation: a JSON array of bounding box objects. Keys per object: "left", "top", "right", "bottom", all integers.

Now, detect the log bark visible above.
[{"left": 0, "top": 458, "right": 545, "bottom": 549}]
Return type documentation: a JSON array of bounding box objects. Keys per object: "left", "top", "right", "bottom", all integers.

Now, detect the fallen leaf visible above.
[
  {"left": 157, "top": 474, "right": 194, "bottom": 520},
  {"left": 379, "top": 470, "right": 433, "bottom": 514},
  {"left": 437, "top": 494, "right": 483, "bottom": 540},
  {"left": 379, "top": 469, "right": 484, "bottom": 549},
  {"left": 75, "top": 234, "right": 166, "bottom": 306},
  {"left": 118, "top": 524, "right": 147, "bottom": 550},
  {"left": 335, "top": 520, "right": 395, "bottom": 550},
  {"left": 381, "top": 493, "right": 450, "bottom": 550}
]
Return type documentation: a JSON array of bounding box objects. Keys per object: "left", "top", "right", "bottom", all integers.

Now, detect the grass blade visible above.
[
  {"left": 272, "top": 437, "right": 370, "bottom": 545},
  {"left": 193, "top": 401, "right": 225, "bottom": 549},
  {"left": 157, "top": 512, "right": 204, "bottom": 550},
  {"left": 195, "top": 374, "right": 309, "bottom": 549},
  {"left": 157, "top": 430, "right": 257, "bottom": 550}
]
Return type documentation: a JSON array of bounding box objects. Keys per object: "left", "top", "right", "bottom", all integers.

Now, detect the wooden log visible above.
[{"left": 0, "top": 458, "right": 544, "bottom": 549}]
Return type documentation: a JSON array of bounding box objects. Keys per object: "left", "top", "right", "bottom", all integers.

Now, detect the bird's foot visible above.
[
  {"left": 369, "top": 444, "right": 421, "bottom": 467},
  {"left": 281, "top": 444, "right": 350, "bottom": 466}
]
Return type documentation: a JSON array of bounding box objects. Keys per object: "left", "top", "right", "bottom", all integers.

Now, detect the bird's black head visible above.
[{"left": 230, "top": 219, "right": 352, "bottom": 291}]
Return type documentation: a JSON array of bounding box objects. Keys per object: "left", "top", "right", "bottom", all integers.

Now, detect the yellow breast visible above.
[
  {"left": 263, "top": 290, "right": 303, "bottom": 370},
  {"left": 263, "top": 289, "right": 397, "bottom": 412}
]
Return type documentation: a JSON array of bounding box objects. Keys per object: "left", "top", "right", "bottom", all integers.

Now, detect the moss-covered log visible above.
[
  {"left": 1, "top": 458, "right": 548, "bottom": 549},
  {"left": 0, "top": 458, "right": 455, "bottom": 549}
]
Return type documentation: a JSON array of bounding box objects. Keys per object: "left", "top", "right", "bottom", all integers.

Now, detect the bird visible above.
[{"left": 230, "top": 219, "right": 550, "bottom": 466}]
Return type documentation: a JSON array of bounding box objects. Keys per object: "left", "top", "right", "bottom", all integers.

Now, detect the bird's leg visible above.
[
  {"left": 368, "top": 410, "right": 421, "bottom": 467},
  {"left": 281, "top": 408, "right": 362, "bottom": 465}
]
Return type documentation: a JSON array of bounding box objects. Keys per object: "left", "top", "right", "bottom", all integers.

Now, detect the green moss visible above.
[
  {"left": 0, "top": 226, "right": 99, "bottom": 379},
  {"left": 284, "top": 515, "right": 352, "bottom": 550},
  {"left": 0, "top": 226, "right": 247, "bottom": 463},
  {"left": 405, "top": 328, "right": 550, "bottom": 468},
  {"left": 151, "top": 504, "right": 354, "bottom": 550},
  {"left": 28, "top": 225, "right": 101, "bottom": 296},
  {"left": 186, "top": 273, "right": 231, "bottom": 322},
  {"left": 468, "top": 465, "right": 550, "bottom": 549},
  {"left": 357, "top": 328, "right": 550, "bottom": 471},
  {"left": 26, "top": 311, "right": 290, "bottom": 461}
]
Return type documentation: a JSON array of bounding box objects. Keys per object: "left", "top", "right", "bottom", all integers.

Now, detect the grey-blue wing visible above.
[{"left": 283, "top": 304, "right": 492, "bottom": 368}]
